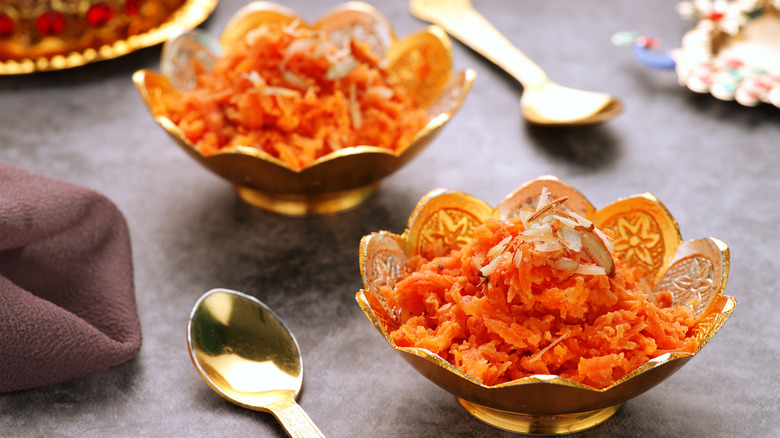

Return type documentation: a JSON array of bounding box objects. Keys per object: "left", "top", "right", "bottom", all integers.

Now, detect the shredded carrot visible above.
[
  {"left": 385, "top": 212, "right": 697, "bottom": 389},
  {"left": 152, "top": 21, "right": 429, "bottom": 170}
]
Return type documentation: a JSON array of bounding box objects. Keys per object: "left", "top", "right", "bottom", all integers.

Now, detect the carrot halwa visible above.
[
  {"left": 153, "top": 20, "right": 430, "bottom": 170},
  {"left": 385, "top": 193, "right": 697, "bottom": 389}
]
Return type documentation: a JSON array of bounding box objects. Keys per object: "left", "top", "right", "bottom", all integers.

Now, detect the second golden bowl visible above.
[
  {"left": 134, "top": 1, "right": 474, "bottom": 216},
  {"left": 357, "top": 176, "right": 735, "bottom": 435}
]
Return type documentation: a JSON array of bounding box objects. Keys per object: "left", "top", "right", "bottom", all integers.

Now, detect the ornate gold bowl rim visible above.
[
  {"left": 0, "top": 0, "right": 218, "bottom": 75},
  {"left": 133, "top": 1, "right": 475, "bottom": 215},
  {"left": 356, "top": 175, "right": 736, "bottom": 434}
]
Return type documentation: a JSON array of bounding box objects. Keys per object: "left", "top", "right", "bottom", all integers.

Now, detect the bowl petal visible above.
[
  {"left": 654, "top": 237, "right": 729, "bottom": 319},
  {"left": 219, "top": 2, "right": 299, "bottom": 50},
  {"left": 359, "top": 232, "right": 410, "bottom": 331},
  {"left": 497, "top": 175, "right": 596, "bottom": 219},
  {"left": 591, "top": 193, "right": 682, "bottom": 282},
  {"left": 404, "top": 188, "right": 494, "bottom": 257},
  {"left": 316, "top": 2, "right": 395, "bottom": 57},
  {"left": 160, "top": 29, "right": 222, "bottom": 91},
  {"left": 386, "top": 26, "right": 453, "bottom": 108}
]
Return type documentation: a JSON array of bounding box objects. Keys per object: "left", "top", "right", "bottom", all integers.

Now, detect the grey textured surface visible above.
[{"left": 1, "top": 0, "right": 778, "bottom": 437}]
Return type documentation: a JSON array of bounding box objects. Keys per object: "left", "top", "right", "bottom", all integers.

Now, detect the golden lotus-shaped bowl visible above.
[
  {"left": 356, "top": 176, "right": 736, "bottom": 435},
  {"left": 133, "top": 1, "right": 474, "bottom": 216}
]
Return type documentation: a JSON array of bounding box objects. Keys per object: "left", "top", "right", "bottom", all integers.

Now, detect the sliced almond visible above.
[
  {"left": 349, "top": 82, "right": 362, "bottom": 129},
  {"left": 520, "top": 191, "right": 615, "bottom": 276},
  {"left": 568, "top": 210, "right": 593, "bottom": 229},
  {"left": 552, "top": 258, "right": 579, "bottom": 272},
  {"left": 535, "top": 239, "right": 565, "bottom": 253},
  {"left": 574, "top": 264, "right": 607, "bottom": 276},
  {"left": 526, "top": 196, "right": 569, "bottom": 223},
  {"left": 487, "top": 236, "right": 512, "bottom": 258},
  {"left": 578, "top": 227, "right": 615, "bottom": 276},
  {"left": 558, "top": 225, "right": 583, "bottom": 252}
]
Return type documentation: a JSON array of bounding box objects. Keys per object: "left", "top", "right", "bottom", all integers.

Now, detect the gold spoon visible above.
[
  {"left": 187, "top": 289, "right": 325, "bottom": 437},
  {"left": 410, "top": 0, "right": 623, "bottom": 126}
]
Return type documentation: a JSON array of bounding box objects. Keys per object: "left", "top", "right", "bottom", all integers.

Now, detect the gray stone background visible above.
[{"left": 1, "top": 0, "right": 777, "bottom": 437}]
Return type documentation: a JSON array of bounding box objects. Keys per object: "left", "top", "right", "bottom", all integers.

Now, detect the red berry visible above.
[
  {"left": 125, "top": 0, "right": 145, "bottom": 16},
  {"left": 36, "top": 10, "right": 66, "bottom": 36},
  {"left": 0, "top": 13, "right": 14, "bottom": 37},
  {"left": 87, "top": 2, "right": 115, "bottom": 27}
]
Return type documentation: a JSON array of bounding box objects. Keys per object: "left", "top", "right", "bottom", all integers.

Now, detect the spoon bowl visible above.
[
  {"left": 187, "top": 288, "right": 325, "bottom": 437},
  {"left": 410, "top": 0, "right": 623, "bottom": 126},
  {"left": 521, "top": 82, "right": 624, "bottom": 126}
]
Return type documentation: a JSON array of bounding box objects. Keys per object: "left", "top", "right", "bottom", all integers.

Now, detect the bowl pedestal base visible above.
[
  {"left": 457, "top": 398, "right": 622, "bottom": 435},
  {"left": 235, "top": 183, "right": 380, "bottom": 216}
]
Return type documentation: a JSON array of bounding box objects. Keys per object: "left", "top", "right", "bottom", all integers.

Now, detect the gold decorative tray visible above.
[
  {"left": 615, "top": 0, "right": 780, "bottom": 108},
  {"left": 0, "top": 0, "right": 218, "bottom": 74}
]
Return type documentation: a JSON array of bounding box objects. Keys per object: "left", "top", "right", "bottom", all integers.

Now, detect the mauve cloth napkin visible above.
[{"left": 0, "top": 162, "right": 142, "bottom": 392}]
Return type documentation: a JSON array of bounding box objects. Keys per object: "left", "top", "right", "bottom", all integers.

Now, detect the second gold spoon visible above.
[
  {"left": 410, "top": 0, "right": 623, "bottom": 126},
  {"left": 187, "top": 288, "right": 325, "bottom": 437}
]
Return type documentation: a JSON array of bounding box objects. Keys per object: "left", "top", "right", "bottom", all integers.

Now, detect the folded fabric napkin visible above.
[{"left": 0, "top": 162, "right": 142, "bottom": 392}]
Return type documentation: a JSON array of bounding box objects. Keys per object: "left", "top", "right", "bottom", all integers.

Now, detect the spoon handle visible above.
[
  {"left": 410, "top": 0, "right": 548, "bottom": 88},
  {"left": 269, "top": 399, "right": 326, "bottom": 438}
]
